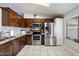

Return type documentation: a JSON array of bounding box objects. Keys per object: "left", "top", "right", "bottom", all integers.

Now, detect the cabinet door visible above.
[
  {"left": 7, "top": 9, "right": 17, "bottom": 27},
  {"left": 8, "top": 18, "right": 21, "bottom": 27},
  {"left": 2, "top": 9, "right": 9, "bottom": 26},
  {"left": 8, "top": 9, "right": 17, "bottom": 19},
  {"left": 27, "top": 35, "right": 32, "bottom": 45},
  {"left": 25, "top": 19, "right": 32, "bottom": 27},
  {"left": 15, "top": 18, "right": 21, "bottom": 27},
  {"left": 8, "top": 8, "right": 23, "bottom": 27},
  {"left": 19, "top": 36, "right": 25, "bottom": 49},
  {"left": 24, "top": 19, "right": 27, "bottom": 27},
  {"left": 24, "top": 35, "right": 27, "bottom": 45},
  {"left": 5, "top": 41, "right": 14, "bottom": 56},
  {"left": 13, "top": 39, "right": 20, "bottom": 56},
  {"left": 41, "top": 35, "right": 45, "bottom": 45},
  {"left": 0, "top": 41, "right": 13, "bottom": 56},
  {"left": 0, "top": 44, "right": 6, "bottom": 56},
  {"left": 21, "top": 19, "right": 25, "bottom": 27},
  {"left": 2, "top": 8, "right": 25, "bottom": 27}
]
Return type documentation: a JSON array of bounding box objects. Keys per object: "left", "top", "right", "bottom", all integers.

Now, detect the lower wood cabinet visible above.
[
  {"left": 0, "top": 43, "right": 7, "bottom": 56},
  {"left": 13, "top": 38, "right": 20, "bottom": 56},
  {"left": 0, "top": 35, "right": 28, "bottom": 56},
  {"left": 0, "top": 35, "right": 35, "bottom": 56},
  {"left": 5, "top": 41, "right": 14, "bottom": 56},
  {"left": 26, "top": 35, "right": 32, "bottom": 45},
  {"left": 19, "top": 35, "right": 26, "bottom": 50},
  {"left": 41, "top": 35, "right": 45, "bottom": 45},
  {"left": 0, "top": 41, "right": 13, "bottom": 56}
]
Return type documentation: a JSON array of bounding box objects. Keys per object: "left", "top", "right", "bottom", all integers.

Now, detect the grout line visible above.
[
  {"left": 17, "top": 45, "right": 78, "bottom": 56},
  {"left": 63, "top": 45, "right": 79, "bottom": 56},
  {"left": 52, "top": 46, "right": 58, "bottom": 56}
]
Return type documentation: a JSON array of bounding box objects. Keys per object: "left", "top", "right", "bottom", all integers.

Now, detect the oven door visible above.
[
  {"left": 32, "top": 35, "right": 41, "bottom": 45},
  {"left": 33, "top": 35, "right": 40, "bottom": 40}
]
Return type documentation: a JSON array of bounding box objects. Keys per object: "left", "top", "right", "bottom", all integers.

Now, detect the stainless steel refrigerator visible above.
[{"left": 44, "top": 22, "right": 56, "bottom": 45}]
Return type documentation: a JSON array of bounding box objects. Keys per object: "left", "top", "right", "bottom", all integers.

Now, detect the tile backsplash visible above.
[{"left": 0, "top": 26, "right": 32, "bottom": 37}]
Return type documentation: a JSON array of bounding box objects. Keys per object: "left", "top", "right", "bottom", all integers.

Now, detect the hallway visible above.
[{"left": 17, "top": 45, "right": 77, "bottom": 56}]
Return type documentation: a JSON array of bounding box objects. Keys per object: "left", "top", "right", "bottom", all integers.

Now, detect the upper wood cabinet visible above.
[
  {"left": 32, "top": 19, "right": 45, "bottom": 23},
  {"left": 0, "top": 7, "right": 54, "bottom": 27},
  {"left": 2, "top": 8, "right": 9, "bottom": 26},
  {"left": 24, "top": 18, "right": 54, "bottom": 28},
  {"left": 24, "top": 19, "right": 32, "bottom": 27},
  {"left": 0, "top": 7, "right": 25, "bottom": 27}
]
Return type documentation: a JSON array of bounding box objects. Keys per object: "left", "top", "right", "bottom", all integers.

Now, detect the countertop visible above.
[
  {"left": 0, "top": 32, "right": 44, "bottom": 45},
  {"left": 0, "top": 33, "right": 32, "bottom": 45},
  {"left": 26, "top": 32, "right": 33, "bottom": 35}
]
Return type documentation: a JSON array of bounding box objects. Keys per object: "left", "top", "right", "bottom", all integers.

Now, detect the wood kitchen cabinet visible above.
[
  {"left": 24, "top": 18, "right": 54, "bottom": 28},
  {"left": 26, "top": 35, "right": 32, "bottom": 45},
  {"left": 13, "top": 35, "right": 27, "bottom": 55},
  {"left": 32, "top": 19, "right": 45, "bottom": 23},
  {"left": 0, "top": 43, "right": 6, "bottom": 56},
  {"left": 13, "top": 35, "right": 27, "bottom": 56},
  {"left": 2, "top": 8, "right": 9, "bottom": 26},
  {"left": 0, "top": 40, "right": 13, "bottom": 56},
  {"left": 1, "top": 7, "right": 54, "bottom": 27},
  {"left": 1, "top": 8, "right": 17, "bottom": 26},
  {"left": 19, "top": 36, "right": 25, "bottom": 50},
  {"left": 5, "top": 41, "right": 14, "bottom": 56},
  {"left": 24, "top": 19, "right": 32, "bottom": 27},
  {"left": 41, "top": 35, "right": 45, "bottom": 45},
  {"left": 23, "top": 35, "right": 27, "bottom": 45},
  {"left": 8, "top": 8, "right": 24, "bottom": 27},
  {"left": 0, "top": 35, "right": 28, "bottom": 56},
  {"left": 20, "top": 19, "right": 25, "bottom": 27},
  {"left": 13, "top": 38, "right": 20, "bottom": 56},
  {"left": 0, "top": 7, "right": 25, "bottom": 27},
  {"left": 12, "top": 35, "right": 27, "bottom": 56}
]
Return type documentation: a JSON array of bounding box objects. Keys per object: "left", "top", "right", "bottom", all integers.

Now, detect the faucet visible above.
[{"left": 0, "top": 32, "right": 10, "bottom": 38}]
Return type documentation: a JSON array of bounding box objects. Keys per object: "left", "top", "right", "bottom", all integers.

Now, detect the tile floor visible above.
[{"left": 17, "top": 45, "right": 77, "bottom": 56}]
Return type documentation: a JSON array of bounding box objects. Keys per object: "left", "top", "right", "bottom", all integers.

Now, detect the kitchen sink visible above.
[{"left": 0, "top": 36, "right": 15, "bottom": 41}]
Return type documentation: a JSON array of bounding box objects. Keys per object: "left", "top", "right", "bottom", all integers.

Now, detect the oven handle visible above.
[{"left": 33, "top": 35, "right": 41, "bottom": 36}]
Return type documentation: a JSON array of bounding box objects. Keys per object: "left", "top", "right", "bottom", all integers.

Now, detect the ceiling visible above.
[{"left": 0, "top": 3, "right": 79, "bottom": 17}]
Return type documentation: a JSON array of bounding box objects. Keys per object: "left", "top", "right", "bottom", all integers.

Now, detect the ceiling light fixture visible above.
[{"left": 33, "top": 3, "right": 50, "bottom": 7}]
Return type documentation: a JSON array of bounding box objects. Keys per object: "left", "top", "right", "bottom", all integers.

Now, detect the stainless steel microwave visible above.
[{"left": 32, "top": 23, "right": 41, "bottom": 28}]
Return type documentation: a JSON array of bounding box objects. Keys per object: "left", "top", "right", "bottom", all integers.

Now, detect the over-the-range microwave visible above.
[{"left": 32, "top": 23, "right": 41, "bottom": 28}]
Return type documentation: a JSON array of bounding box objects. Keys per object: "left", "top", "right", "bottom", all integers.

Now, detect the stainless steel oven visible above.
[
  {"left": 32, "top": 23, "right": 41, "bottom": 45},
  {"left": 33, "top": 31, "right": 41, "bottom": 35},
  {"left": 33, "top": 35, "right": 41, "bottom": 40},
  {"left": 32, "top": 35, "right": 41, "bottom": 45}
]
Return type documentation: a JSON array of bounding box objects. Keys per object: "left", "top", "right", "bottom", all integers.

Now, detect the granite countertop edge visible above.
[{"left": 0, "top": 33, "right": 32, "bottom": 45}]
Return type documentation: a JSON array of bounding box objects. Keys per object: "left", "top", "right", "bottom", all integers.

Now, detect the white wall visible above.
[{"left": 54, "top": 18, "right": 64, "bottom": 45}]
